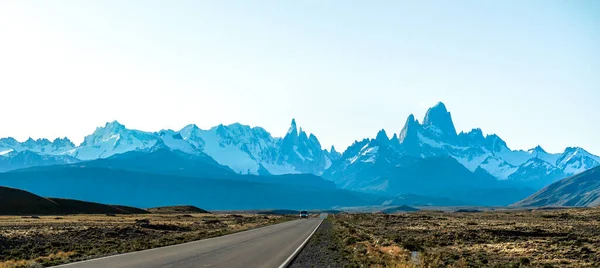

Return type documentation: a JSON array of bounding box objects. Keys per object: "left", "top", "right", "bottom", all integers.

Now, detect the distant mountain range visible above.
[
  {"left": 1, "top": 102, "right": 598, "bottom": 207},
  {"left": 326, "top": 103, "right": 599, "bottom": 191}
]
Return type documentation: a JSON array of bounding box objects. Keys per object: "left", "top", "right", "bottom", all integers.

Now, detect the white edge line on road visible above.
[
  {"left": 278, "top": 217, "right": 325, "bottom": 268},
  {"left": 51, "top": 219, "right": 300, "bottom": 267}
]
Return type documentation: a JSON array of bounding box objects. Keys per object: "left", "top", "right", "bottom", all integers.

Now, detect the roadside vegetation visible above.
[
  {"left": 0, "top": 213, "right": 294, "bottom": 267},
  {"left": 329, "top": 208, "right": 600, "bottom": 267}
]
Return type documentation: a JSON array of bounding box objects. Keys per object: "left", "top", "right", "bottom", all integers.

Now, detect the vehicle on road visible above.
[{"left": 299, "top": 210, "right": 308, "bottom": 218}]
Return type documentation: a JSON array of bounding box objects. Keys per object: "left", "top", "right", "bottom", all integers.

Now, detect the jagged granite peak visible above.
[
  {"left": 458, "top": 128, "right": 486, "bottom": 145},
  {"left": 375, "top": 129, "right": 389, "bottom": 143},
  {"left": 422, "top": 102, "right": 457, "bottom": 137},
  {"left": 23, "top": 138, "right": 52, "bottom": 147},
  {"left": 398, "top": 114, "right": 421, "bottom": 155},
  {"left": 467, "top": 128, "right": 484, "bottom": 139},
  {"left": 298, "top": 128, "right": 309, "bottom": 141},
  {"left": 528, "top": 145, "right": 547, "bottom": 155},
  {"left": 276, "top": 118, "right": 329, "bottom": 173},
  {"left": 287, "top": 118, "right": 298, "bottom": 136},
  {"left": 399, "top": 114, "right": 420, "bottom": 143},
  {"left": 484, "top": 134, "right": 509, "bottom": 152},
  {"left": 308, "top": 133, "right": 321, "bottom": 148},
  {"left": 330, "top": 145, "right": 339, "bottom": 155},
  {"left": 390, "top": 133, "right": 400, "bottom": 144},
  {"left": 104, "top": 120, "right": 127, "bottom": 132},
  {"left": 327, "top": 145, "right": 342, "bottom": 162},
  {"left": 0, "top": 137, "right": 20, "bottom": 147},
  {"left": 178, "top": 124, "right": 206, "bottom": 149},
  {"left": 52, "top": 137, "right": 75, "bottom": 148}
]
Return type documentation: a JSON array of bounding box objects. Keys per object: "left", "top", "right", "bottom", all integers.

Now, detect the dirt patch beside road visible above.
[{"left": 289, "top": 218, "right": 350, "bottom": 268}]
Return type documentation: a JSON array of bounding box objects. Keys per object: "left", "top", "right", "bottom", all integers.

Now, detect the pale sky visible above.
[{"left": 0, "top": 1, "right": 598, "bottom": 154}]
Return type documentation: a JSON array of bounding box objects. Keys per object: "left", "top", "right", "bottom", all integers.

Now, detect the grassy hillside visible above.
[{"left": 0, "top": 186, "right": 61, "bottom": 215}]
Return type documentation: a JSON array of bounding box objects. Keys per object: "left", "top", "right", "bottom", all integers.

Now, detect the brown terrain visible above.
[{"left": 325, "top": 208, "right": 600, "bottom": 267}]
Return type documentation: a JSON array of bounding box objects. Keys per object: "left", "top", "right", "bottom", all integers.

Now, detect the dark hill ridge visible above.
[
  {"left": 147, "top": 206, "right": 210, "bottom": 214},
  {"left": 0, "top": 186, "right": 149, "bottom": 215},
  {"left": 513, "top": 166, "right": 600, "bottom": 207}
]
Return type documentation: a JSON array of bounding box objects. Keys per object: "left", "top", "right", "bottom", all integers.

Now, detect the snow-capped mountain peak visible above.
[
  {"left": 556, "top": 147, "right": 600, "bottom": 175},
  {"left": 1, "top": 101, "right": 598, "bottom": 190},
  {"left": 0, "top": 136, "right": 75, "bottom": 156},
  {"left": 72, "top": 121, "right": 160, "bottom": 160}
]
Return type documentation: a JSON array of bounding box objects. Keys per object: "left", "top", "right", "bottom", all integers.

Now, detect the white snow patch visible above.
[
  {"left": 262, "top": 162, "right": 300, "bottom": 175},
  {"left": 418, "top": 133, "right": 444, "bottom": 148},
  {"left": 0, "top": 149, "right": 13, "bottom": 156},
  {"left": 562, "top": 162, "right": 587, "bottom": 175},
  {"left": 361, "top": 146, "right": 378, "bottom": 156},
  {"left": 293, "top": 146, "right": 305, "bottom": 161},
  {"left": 363, "top": 155, "right": 377, "bottom": 163},
  {"left": 324, "top": 156, "right": 332, "bottom": 169}
]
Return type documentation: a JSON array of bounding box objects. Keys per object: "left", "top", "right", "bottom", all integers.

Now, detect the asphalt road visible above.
[{"left": 53, "top": 215, "right": 324, "bottom": 268}]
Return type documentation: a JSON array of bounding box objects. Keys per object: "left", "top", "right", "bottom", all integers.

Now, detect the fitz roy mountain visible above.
[
  {"left": 1, "top": 102, "right": 599, "bottom": 206},
  {"left": 325, "top": 103, "right": 600, "bottom": 198}
]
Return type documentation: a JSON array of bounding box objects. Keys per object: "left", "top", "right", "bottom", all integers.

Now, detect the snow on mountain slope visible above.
[
  {"left": 0, "top": 149, "right": 14, "bottom": 156},
  {"left": 0, "top": 150, "right": 79, "bottom": 172},
  {"left": 66, "top": 121, "right": 160, "bottom": 160},
  {"left": 477, "top": 156, "right": 517, "bottom": 180},
  {"left": 157, "top": 130, "right": 200, "bottom": 155},
  {"left": 179, "top": 120, "right": 329, "bottom": 175},
  {"left": 183, "top": 125, "right": 265, "bottom": 175},
  {"left": 274, "top": 119, "right": 331, "bottom": 175},
  {"left": 508, "top": 158, "right": 566, "bottom": 189},
  {"left": 0, "top": 138, "right": 23, "bottom": 153},
  {"left": 556, "top": 147, "right": 600, "bottom": 175},
  {"left": 0, "top": 137, "right": 75, "bottom": 156}
]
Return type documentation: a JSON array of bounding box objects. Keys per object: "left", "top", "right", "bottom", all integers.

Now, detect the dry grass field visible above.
[
  {"left": 330, "top": 208, "right": 600, "bottom": 267},
  {"left": 0, "top": 213, "right": 293, "bottom": 268}
]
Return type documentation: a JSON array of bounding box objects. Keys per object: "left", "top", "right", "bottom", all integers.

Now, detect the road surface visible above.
[{"left": 53, "top": 215, "right": 325, "bottom": 268}]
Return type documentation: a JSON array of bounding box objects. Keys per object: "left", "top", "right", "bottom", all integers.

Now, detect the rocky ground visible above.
[{"left": 0, "top": 213, "right": 293, "bottom": 268}]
